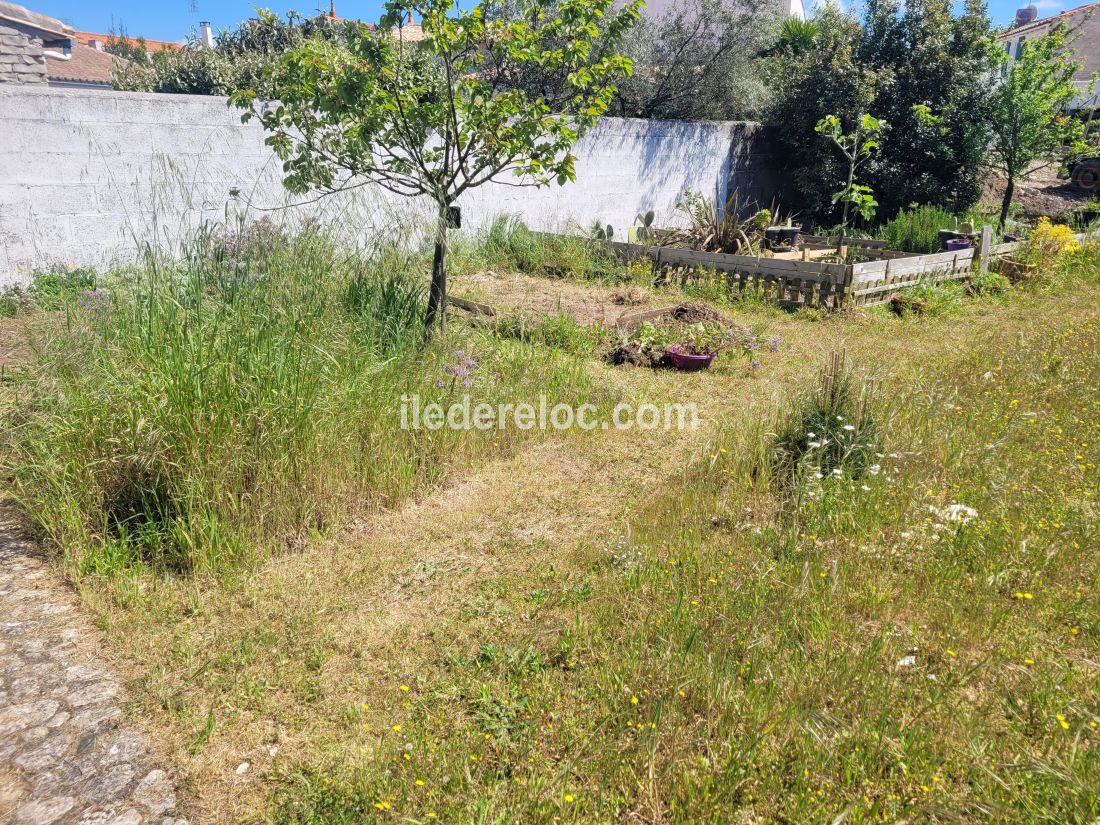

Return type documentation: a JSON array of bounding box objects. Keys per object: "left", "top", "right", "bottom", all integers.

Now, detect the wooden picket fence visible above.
[{"left": 595, "top": 226, "right": 1100, "bottom": 309}]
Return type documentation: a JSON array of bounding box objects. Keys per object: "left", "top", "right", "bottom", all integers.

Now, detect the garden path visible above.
[{"left": 0, "top": 502, "right": 188, "bottom": 825}]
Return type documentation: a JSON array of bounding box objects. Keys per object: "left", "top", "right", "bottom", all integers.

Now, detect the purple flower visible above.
[
  {"left": 751, "top": 359, "right": 761, "bottom": 371},
  {"left": 78, "top": 289, "right": 110, "bottom": 313},
  {"left": 435, "top": 377, "right": 446, "bottom": 390},
  {"left": 768, "top": 336, "right": 781, "bottom": 353}
]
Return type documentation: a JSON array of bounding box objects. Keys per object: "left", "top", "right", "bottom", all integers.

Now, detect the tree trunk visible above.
[
  {"left": 998, "top": 177, "right": 1015, "bottom": 232},
  {"left": 841, "top": 160, "right": 855, "bottom": 227},
  {"left": 423, "top": 206, "right": 448, "bottom": 337}
]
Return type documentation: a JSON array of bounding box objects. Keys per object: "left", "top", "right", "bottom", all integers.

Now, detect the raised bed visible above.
[{"left": 547, "top": 227, "right": 1093, "bottom": 310}]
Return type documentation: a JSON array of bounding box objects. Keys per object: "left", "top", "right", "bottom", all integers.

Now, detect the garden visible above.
[{"left": 1, "top": 0, "right": 1100, "bottom": 821}]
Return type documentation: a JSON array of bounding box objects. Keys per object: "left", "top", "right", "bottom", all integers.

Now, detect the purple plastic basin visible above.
[
  {"left": 667, "top": 345, "right": 716, "bottom": 371},
  {"left": 944, "top": 238, "right": 972, "bottom": 252}
]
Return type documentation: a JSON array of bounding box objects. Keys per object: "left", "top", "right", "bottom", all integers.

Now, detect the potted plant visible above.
[{"left": 667, "top": 323, "right": 725, "bottom": 371}]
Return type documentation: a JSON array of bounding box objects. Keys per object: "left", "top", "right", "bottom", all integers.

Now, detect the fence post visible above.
[{"left": 978, "top": 225, "right": 993, "bottom": 275}]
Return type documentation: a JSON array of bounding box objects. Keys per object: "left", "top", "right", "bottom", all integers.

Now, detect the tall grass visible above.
[
  {"left": 452, "top": 215, "right": 623, "bottom": 281},
  {"left": 1, "top": 222, "right": 604, "bottom": 576},
  {"left": 878, "top": 204, "right": 956, "bottom": 253},
  {"left": 273, "top": 314, "right": 1100, "bottom": 822}
]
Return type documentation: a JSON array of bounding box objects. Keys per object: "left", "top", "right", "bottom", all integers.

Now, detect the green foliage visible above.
[
  {"left": 772, "top": 17, "right": 820, "bottom": 55},
  {"left": 815, "top": 113, "right": 885, "bottom": 225},
  {"left": 764, "top": 6, "right": 879, "bottom": 220},
  {"left": 233, "top": 0, "right": 640, "bottom": 331},
  {"left": 890, "top": 280, "right": 966, "bottom": 316},
  {"left": 987, "top": 24, "right": 1099, "bottom": 228},
  {"left": 455, "top": 215, "right": 620, "bottom": 281},
  {"left": 665, "top": 190, "right": 772, "bottom": 254},
  {"left": 113, "top": 11, "right": 346, "bottom": 95},
  {"left": 609, "top": 0, "right": 781, "bottom": 120},
  {"left": 878, "top": 203, "right": 956, "bottom": 253},
  {"left": 767, "top": 0, "right": 996, "bottom": 223},
  {"left": 771, "top": 351, "right": 879, "bottom": 484}
]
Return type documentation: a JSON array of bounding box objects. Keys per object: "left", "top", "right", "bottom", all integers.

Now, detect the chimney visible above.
[
  {"left": 408, "top": 11, "right": 415, "bottom": 24},
  {"left": 329, "top": 0, "right": 336, "bottom": 18},
  {"left": 89, "top": 38, "right": 103, "bottom": 50},
  {"left": 199, "top": 21, "right": 214, "bottom": 48},
  {"left": 1013, "top": 4, "right": 1038, "bottom": 27}
]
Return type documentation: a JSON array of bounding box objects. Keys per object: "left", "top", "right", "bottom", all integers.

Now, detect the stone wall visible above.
[
  {"left": 0, "top": 21, "right": 48, "bottom": 86},
  {"left": 0, "top": 86, "right": 777, "bottom": 283}
]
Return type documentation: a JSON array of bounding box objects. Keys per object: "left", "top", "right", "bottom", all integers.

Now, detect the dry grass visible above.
[{"left": 63, "top": 265, "right": 1100, "bottom": 822}]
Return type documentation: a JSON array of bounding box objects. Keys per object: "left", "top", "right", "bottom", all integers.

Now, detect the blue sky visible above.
[{"left": 25, "top": 0, "right": 1071, "bottom": 43}]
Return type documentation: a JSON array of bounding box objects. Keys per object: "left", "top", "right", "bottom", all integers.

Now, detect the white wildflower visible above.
[
  {"left": 930, "top": 503, "right": 979, "bottom": 525},
  {"left": 843, "top": 424, "right": 856, "bottom": 431}
]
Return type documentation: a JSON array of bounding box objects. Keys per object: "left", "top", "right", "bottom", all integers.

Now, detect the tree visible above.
[
  {"left": 232, "top": 0, "right": 640, "bottom": 333},
  {"left": 610, "top": 0, "right": 781, "bottom": 121},
  {"left": 104, "top": 25, "right": 152, "bottom": 67},
  {"left": 764, "top": 5, "right": 880, "bottom": 220},
  {"left": 765, "top": 0, "right": 997, "bottom": 224},
  {"left": 113, "top": 11, "right": 346, "bottom": 96},
  {"left": 815, "top": 113, "right": 886, "bottom": 225},
  {"left": 986, "top": 23, "right": 1096, "bottom": 229},
  {"left": 859, "top": 0, "right": 996, "bottom": 218}
]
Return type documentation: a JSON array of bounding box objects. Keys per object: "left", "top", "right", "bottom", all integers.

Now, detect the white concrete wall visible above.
[{"left": 0, "top": 86, "right": 773, "bottom": 283}]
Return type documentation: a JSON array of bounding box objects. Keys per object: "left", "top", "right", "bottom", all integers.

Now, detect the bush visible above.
[
  {"left": 2, "top": 223, "right": 601, "bottom": 575},
  {"left": 878, "top": 204, "right": 957, "bottom": 253},
  {"left": 1021, "top": 217, "right": 1080, "bottom": 266}
]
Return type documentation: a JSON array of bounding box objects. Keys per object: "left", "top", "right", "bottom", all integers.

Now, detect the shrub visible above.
[
  {"left": 878, "top": 204, "right": 957, "bottom": 253},
  {"left": 1021, "top": 217, "right": 1080, "bottom": 266}
]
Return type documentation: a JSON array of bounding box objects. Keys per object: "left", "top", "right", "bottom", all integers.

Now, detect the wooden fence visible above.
[{"left": 596, "top": 226, "right": 1100, "bottom": 309}]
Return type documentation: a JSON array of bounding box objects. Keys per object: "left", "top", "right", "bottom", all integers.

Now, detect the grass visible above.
[
  {"left": 4, "top": 221, "right": 1100, "bottom": 822},
  {"left": 0, "top": 223, "right": 610, "bottom": 577},
  {"left": 268, "top": 276, "right": 1100, "bottom": 823},
  {"left": 452, "top": 215, "right": 623, "bottom": 283}
]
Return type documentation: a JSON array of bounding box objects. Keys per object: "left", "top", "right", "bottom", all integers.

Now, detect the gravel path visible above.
[{"left": 0, "top": 504, "right": 187, "bottom": 825}]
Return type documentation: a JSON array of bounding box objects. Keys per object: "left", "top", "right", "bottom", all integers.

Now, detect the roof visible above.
[
  {"left": 1004, "top": 1, "right": 1100, "bottom": 36},
  {"left": 73, "top": 31, "right": 180, "bottom": 53},
  {"left": 0, "top": 0, "right": 73, "bottom": 39},
  {"left": 45, "top": 42, "right": 125, "bottom": 86}
]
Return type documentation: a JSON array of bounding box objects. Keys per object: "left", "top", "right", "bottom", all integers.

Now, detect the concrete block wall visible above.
[
  {"left": 0, "top": 86, "right": 775, "bottom": 284},
  {"left": 0, "top": 22, "right": 48, "bottom": 86}
]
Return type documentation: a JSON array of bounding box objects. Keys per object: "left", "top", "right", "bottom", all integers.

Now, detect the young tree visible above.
[
  {"left": 815, "top": 113, "right": 886, "bottom": 226},
  {"left": 232, "top": 0, "right": 640, "bottom": 333},
  {"left": 987, "top": 24, "right": 1095, "bottom": 229}
]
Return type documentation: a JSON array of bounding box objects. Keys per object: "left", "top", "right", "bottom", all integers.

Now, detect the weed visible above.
[
  {"left": 771, "top": 350, "right": 879, "bottom": 483},
  {"left": 2, "top": 222, "right": 603, "bottom": 575}
]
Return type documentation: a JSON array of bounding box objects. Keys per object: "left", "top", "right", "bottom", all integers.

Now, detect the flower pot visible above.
[
  {"left": 938, "top": 229, "right": 967, "bottom": 250},
  {"left": 764, "top": 225, "right": 802, "bottom": 252},
  {"left": 667, "top": 345, "right": 716, "bottom": 371},
  {"left": 944, "top": 238, "right": 971, "bottom": 252}
]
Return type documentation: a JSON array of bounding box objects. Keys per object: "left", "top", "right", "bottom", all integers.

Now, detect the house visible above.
[
  {"left": 0, "top": 1, "right": 179, "bottom": 89},
  {"left": 997, "top": 2, "right": 1100, "bottom": 111},
  {"left": 0, "top": 0, "right": 73, "bottom": 85}
]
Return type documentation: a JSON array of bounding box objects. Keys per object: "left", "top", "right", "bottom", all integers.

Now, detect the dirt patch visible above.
[
  {"left": 609, "top": 340, "right": 672, "bottom": 368},
  {"left": 982, "top": 170, "right": 1092, "bottom": 220},
  {"left": 0, "top": 316, "right": 32, "bottom": 370},
  {"left": 453, "top": 270, "right": 651, "bottom": 326},
  {"left": 609, "top": 302, "right": 756, "bottom": 369}
]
